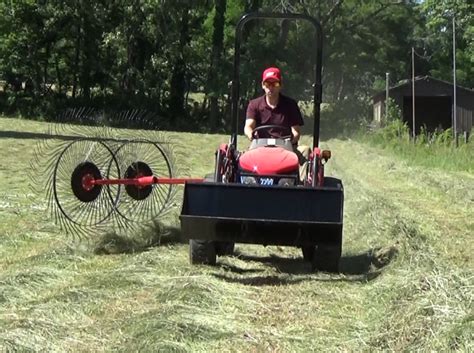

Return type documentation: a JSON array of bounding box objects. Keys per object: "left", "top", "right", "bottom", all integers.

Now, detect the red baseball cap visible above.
[{"left": 262, "top": 67, "right": 281, "bottom": 82}]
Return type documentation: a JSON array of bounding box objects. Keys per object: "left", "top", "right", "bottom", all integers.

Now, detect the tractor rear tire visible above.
[
  {"left": 214, "top": 149, "right": 224, "bottom": 183},
  {"left": 189, "top": 239, "right": 217, "bottom": 265},
  {"left": 312, "top": 244, "right": 341, "bottom": 273}
]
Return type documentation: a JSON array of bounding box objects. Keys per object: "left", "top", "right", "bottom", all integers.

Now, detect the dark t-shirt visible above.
[{"left": 246, "top": 94, "right": 304, "bottom": 138}]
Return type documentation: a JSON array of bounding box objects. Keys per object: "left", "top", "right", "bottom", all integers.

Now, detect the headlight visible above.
[
  {"left": 240, "top": 176, "right": 257, "bottom": 185},
  {"left": 278, "top": 178, "right": 295, "bottom": 186}
]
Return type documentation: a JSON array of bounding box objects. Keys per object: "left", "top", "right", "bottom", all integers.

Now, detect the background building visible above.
[{"left": 373, "top": 76, "right": 474, "bottom": 135}]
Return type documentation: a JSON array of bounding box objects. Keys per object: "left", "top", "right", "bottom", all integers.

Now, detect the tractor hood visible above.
[{"left": 239, "top": 146, "right": 299, "bottom": 175}]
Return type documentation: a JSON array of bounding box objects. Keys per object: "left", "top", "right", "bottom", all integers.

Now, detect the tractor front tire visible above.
[
  {"left": 312, "top": 244, "right": 341, "bottom": 273},
  {"left": 203, "top": 170, "right": 235, "bottom": 258},
  {"left": 216, "top": 241, "right": 235, "bottom": 256},
  {"left": 302, "top": 246, "right": 316, "bottom": 262},
  {"left": 189, "top": 239, "right": 217, "bottom": 265}
]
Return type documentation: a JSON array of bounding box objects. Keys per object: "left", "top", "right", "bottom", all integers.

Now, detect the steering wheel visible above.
[{"left": 251, "top": 125, "right": 292, "bottom": 140}]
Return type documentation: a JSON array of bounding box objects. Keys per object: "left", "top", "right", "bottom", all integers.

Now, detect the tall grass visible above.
[{"left": 363, "top": 119, "right": 474, "bottom": 173}]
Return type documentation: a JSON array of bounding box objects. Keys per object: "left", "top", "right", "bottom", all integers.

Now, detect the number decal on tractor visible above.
[{"left": 259, "top": 177, "right": 274, "bottom": 186}]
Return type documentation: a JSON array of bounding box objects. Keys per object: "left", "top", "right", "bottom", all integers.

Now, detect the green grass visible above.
[{"left": 0, "top": 116, "right": 473, "bottom": 351}]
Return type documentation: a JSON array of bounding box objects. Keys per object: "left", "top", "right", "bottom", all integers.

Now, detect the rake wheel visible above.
[
  {"left": 112, "top": 140, "right": 174, "bottom": 223},
  {"left": 53, "top": 139, "right": 120, "bottom": 227}
]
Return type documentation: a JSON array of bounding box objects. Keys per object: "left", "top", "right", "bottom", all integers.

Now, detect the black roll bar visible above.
[{"left": 230, "top": 12, "right": 323, "bottom": 150}]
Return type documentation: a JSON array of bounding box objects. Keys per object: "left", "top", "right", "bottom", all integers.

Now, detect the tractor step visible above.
[{"left": 180, "top": 182, "right": 343, "bottom": 246}]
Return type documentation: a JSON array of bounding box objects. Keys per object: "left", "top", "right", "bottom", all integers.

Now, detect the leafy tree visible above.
[
  {"left": 0, "top": 0, "right": 469, "bottom": 132},
  {"left": 418, "top": 0, "right": 473, "bottom": 88},
  {"left": 208, "top": 0, "right": 227, "bottom": 131}
]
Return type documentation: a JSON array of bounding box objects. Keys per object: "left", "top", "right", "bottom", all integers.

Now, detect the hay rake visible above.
[{"left": 30, "top": 109, "right": 203, "bottom": 238}]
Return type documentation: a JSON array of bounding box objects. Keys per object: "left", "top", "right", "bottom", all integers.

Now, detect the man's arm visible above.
[
  {"left": 288, "top": 98, "right": 304, "bottom": 144},
  {"left": 244, "top": 118, "right": 256, "bottom": 140},
  {"left": 291, "top": 125, "right": 301, "bottom": 144}
]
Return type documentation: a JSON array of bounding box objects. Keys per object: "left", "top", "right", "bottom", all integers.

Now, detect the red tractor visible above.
[
  {"left": 180, "top": 13, "right": 344, "bottom": 272},
  {"left": 38, "top": 13, "right": 343, "bottom": 273}
]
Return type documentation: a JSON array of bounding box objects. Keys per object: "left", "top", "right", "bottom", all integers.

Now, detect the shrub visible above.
[{"left": 363, "top": 119, "right": 473, "bottom": 173}]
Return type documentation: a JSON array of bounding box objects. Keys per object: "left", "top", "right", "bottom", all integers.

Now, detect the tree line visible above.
[{"left": 0, "top": 0, "right": 472, "bottom": 133}]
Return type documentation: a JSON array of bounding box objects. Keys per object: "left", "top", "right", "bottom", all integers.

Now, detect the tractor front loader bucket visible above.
[{"left": 180, "top": 182, "right": 343, "bottom": 247}]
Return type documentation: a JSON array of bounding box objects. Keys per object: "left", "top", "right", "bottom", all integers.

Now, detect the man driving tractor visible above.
[{"left": 244, "top": 67, "right": 310, "bottom": 180}]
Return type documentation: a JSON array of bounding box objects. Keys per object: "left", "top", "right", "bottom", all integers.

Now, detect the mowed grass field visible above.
[{"left": 0, "top": 116, "right": 473, "bottom": 351}]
